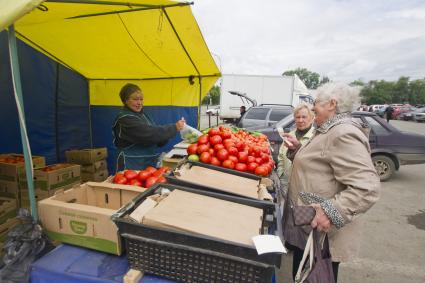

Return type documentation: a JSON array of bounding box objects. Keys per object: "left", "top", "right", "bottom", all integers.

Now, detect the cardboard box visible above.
[
  {"left": 38, "top": 181, "right": 147, "bottom": 255},
  {"left": 81, "top": 160, "right": 107, "bottom": 173},
  {"left": 65, "top": 148, "right": 108, "bottom": 165},
  {"left": 20, "top": 164, "right": 81, "bottom": 193},
  {"left": 81, "top": 169, "right": 109, "bottom": 182},
  {"left": 0, "top": 180, "right": 19, "bottom": 199},
  {"left": 20, "top": 189, "right": 52, "bottom": 209},
  {"left": 0, "top": 197, "right": 17, "bottom": 225},
  {"left": 0, "top": 154, "right": 45, "bottom": 182}
]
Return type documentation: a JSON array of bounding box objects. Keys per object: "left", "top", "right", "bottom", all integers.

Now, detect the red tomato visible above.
[
  {"left": 114, "top": 175, "right": 128, "bottom": 184},
  {"left": 145, "top": 176, "right": 158, "bottom": 188},
  {"left": 227, "top": 146, "right": 238, "bottom": 156},
  {"left": 152, "top": 170, "right": 163, "bottom": 177},
  {"left": 210, "top": 157, "right": 221, "bottom": 166},
  {"left": 223, "top": 139, "right": 235, "bottom": 147},
  {"left": 208, "top": 148, "right": 215, "bottom": 156},
  {"left": 124, "top": 170, "right": 138, "bottom": 180},
  {"left": 255, "top": 166, "right": 269, "bottom": 177},
  {"left": 235, "top": 163, "right": 247, "bottom": 172},
  {"left": 247, "top": 156, "right": 256, "bottom": 163},
  {"left": 113, "top": 173, "right": 125, "bottom": 183},
  {"left": 255, "top": 157, "right": 264, "bottom": 165},
  {"left": 261, "top": 153, "right": 270, "bottom": 163},
  {"left": 214, "top": 144, "right": 225, "bottom": 151},
  {"left": 235, "top": 141, "right": 245, "bottom": 151},
  {"left": 209, "top": 135, "right": 223, "bottom": 146},
  {"left": 145, "top": 166, "right": 157, "bottom": 174},
  {"left": 200, "top": 152, "right": 212, "bottom": 164},
  {"left": 138, "top": 170, "right": 151, "bottom": 181},
  {"left": 158, "top": 166, "right": 171, "bottom": 174},
  {"left": 221, "top": 131, "right": 232, "bottom": 139},
  {"left": 157, "top": 176, "right": 167, "bottom": 183},
  {"left": 208, "top": 128, "right": 221, "bottom": 137},
  {"left": 238, "top": 151, "right": 248, "bottom": 163},
  {"left": 216, "top": 149, "right": 229, "bottom": 161},
  {"left": 222, "top": 159, "right": 235, "bottom": 169},
  {"left": 247, "top": 162, "right": 259, "bottom": 172},
  {"left": 197, "top": 135, "right": 209, "bottom": 145},
  {"left": 187, "top": 144, "right": 198, "bottom": 155},
  {"left": 228, "top": 155, "right": 238, "bottom": 164},
  {"left": 197, "top": 144, "right": 210, "bottom": 155},
  {"left": 129, "top": 179, "right": 142, "bottom": 186}
]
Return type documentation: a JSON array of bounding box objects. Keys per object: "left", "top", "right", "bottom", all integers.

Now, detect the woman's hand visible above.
[
  {"left": 282, "top": 133, "right": 300, "bottom": 150},
  {"left": 175, "top": 119, "right": 185, "bottom": 131},
  {"left": 310, "top": 203, "right": 332, "bottom": 232}
]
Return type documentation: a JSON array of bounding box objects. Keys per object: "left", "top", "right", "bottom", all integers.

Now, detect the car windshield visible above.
[{"left": 275, "top": 114, "right": 294, "bottom": 129}]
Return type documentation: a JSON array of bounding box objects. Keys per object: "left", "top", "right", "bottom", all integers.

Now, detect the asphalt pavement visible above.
[{"left": 198, "top": 112, "right": 425, "bottom": 283}]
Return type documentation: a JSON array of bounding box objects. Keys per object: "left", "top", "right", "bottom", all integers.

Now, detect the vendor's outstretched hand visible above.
[{"left": 175, "top": 119, "right": 185, "bottom": 131}]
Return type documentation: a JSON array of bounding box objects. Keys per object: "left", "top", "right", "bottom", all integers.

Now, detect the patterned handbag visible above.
[{"left": 293, "top": 205, "right": 316, "bottom": 226}]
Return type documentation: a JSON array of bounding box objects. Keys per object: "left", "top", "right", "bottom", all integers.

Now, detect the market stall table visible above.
[{"left": 30, "top": 244, "right": 175, "bottom": 283}]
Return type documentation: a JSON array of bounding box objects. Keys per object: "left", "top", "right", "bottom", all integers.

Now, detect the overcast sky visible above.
[{"left": 191, "top": 0, "right": 425, "bottom": 83}]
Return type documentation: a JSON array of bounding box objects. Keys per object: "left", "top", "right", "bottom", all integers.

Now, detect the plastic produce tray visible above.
[
  {"left": 113, "top": 183, "right": 281, "bottom": 283},
  {"left": 165, "top": 160, "right": 275, "bottom": 200}
]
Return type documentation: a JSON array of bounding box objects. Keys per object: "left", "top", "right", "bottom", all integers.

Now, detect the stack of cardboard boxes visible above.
[
  {"left": 19, "top": 163, "right": 82, "bottom": 209},
  {"left": 65, "top": 148, "right": 109, "bottom": 182},
  {"left": 0, "top": 154, "right": 45, "bottom": 202}
]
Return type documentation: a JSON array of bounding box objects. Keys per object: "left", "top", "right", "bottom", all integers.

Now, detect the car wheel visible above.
[{"left": 372, "top": 155, "right": 395, "bottom": 182}]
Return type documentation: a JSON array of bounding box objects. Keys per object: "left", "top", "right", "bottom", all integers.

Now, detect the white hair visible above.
[{"left": 316, "top": 82, "right": 360, "bottom": 113}]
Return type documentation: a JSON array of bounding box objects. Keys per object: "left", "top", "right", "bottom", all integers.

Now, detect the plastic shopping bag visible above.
[{"left": 180, "top": 123, "right": 202, "bottom": 143}]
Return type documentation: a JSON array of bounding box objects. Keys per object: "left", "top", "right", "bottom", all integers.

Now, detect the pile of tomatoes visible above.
[
  {"left": 0, "top": 155, "right": 26, "bottom": 164},
  {"left": 41, "top": 164, "right": 71, "bottom": 172},
  {"left": 187, "top": 126, "right": 274, "bottom": 177},
  {"left": 112, "top": 166, "right": 170, "bottom": 188}
]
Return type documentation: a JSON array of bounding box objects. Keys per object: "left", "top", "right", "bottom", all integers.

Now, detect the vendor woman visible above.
[{"left": 112, "top": 83, "right": 185, "bottom": 171}]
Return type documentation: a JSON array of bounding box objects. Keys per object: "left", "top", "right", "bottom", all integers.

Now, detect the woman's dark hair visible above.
[{"left": 119, "top": 83, "right": 141, "bottom": 104}]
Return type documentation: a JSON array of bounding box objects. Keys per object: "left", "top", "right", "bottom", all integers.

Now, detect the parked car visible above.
[
  {"left": 391, "top": 105, "right": 413, "bottom": 120},
  {"left": 257, "top": 112, "right": 425, "bottom": 181},
  {"left": 206, "top": 106, "right": 220, "bottom": 116},
  {"left": 237, "top": 105, "right": 293, "bottom": 128},
  {"left": 398, "top": 107, "right": 418, "bottom": 121},
  {"left": 412, "top": 107, "right": 425, "bottom": 122}
]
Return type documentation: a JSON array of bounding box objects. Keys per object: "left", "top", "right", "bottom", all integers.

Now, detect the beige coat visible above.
[
  {"left": 285, "top": 116, "right": 380, "bottom": 262},
  {"left": 277, "top": 127, "right": 315, "bottom": 181}
]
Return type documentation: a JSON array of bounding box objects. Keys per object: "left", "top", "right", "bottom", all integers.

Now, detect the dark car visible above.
[
  {"left": 237, "top": 105, "right": 293, "bottom": 128},
  {"left": 257, "top": 112, "right": 425, "bottom": 181}
]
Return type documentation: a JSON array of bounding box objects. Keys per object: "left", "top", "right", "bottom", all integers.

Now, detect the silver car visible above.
[{"left": 412, "top": 107, "right": 425, "bottom": 122}]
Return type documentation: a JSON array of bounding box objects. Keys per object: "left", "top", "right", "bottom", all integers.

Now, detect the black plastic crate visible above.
[
  {"left": 165, "top": 160, "right": 275, "bottom": 200},
  {"left": 113, "top": 183, "right": 281, "bottom": 283}
]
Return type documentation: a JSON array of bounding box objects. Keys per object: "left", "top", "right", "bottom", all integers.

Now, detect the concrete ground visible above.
[{"left": 199, "top": 112, "right": 425, "bottom": 283}]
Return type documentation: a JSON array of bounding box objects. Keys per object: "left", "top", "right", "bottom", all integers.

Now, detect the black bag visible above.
[
  {"left": 295, "top": 230, "right": 335, "bottom": 283},
  {"left": 293, "top": 206, "right": 316, "bottom": 226}
]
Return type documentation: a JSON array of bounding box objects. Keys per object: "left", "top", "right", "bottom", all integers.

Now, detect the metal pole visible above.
[{"left": 8, "top": 25, "right": 38, "bottom": 221}]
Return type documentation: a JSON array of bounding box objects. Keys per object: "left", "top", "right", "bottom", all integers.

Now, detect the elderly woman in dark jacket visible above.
[{"left": 282, "top": 82, "right": 380, "bottom": 282}]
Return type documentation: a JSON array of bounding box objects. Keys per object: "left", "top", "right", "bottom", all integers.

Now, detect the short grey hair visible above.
[
  {"left": 315, "top": 82, "right": 360, "bottom": 113},
  {"left": 294, "top": 102, "right": 314, "bottom": 118}
]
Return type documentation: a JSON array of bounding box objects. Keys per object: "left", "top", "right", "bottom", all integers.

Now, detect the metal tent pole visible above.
[{"left": 7, "top": 25, "right": 38, "bottom": 221}]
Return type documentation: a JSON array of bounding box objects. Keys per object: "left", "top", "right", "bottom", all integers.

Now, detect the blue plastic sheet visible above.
[{"left": 30, "top": 244, "right": 175, "bottom": 283}]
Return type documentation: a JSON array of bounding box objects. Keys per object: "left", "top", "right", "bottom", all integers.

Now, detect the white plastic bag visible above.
[{"left": 180, "top": 124, "right": 202, "bottom": 143}]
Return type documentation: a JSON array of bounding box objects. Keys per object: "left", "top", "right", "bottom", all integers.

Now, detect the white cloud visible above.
[{"left": 191, "top": 0, "right": 425, "bottom": 82}]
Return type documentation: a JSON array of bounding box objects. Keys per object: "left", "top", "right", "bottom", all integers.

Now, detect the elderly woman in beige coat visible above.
[{"left": 282, "top": 82, "right": 380, "bottom": 282}]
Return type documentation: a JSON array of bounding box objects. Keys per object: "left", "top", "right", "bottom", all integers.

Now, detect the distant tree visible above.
[
  {"left": 350, "top": 79, "right": 366, "bottom": 87},
  {"left": 408, "top": 79, "right": 425, "bottom": 105},
  {"left": 201, "top": 85, "right": 220, "bottom": 105},
  {"left": 282, "top": 68, "right": 329, "bottom": 89}
]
